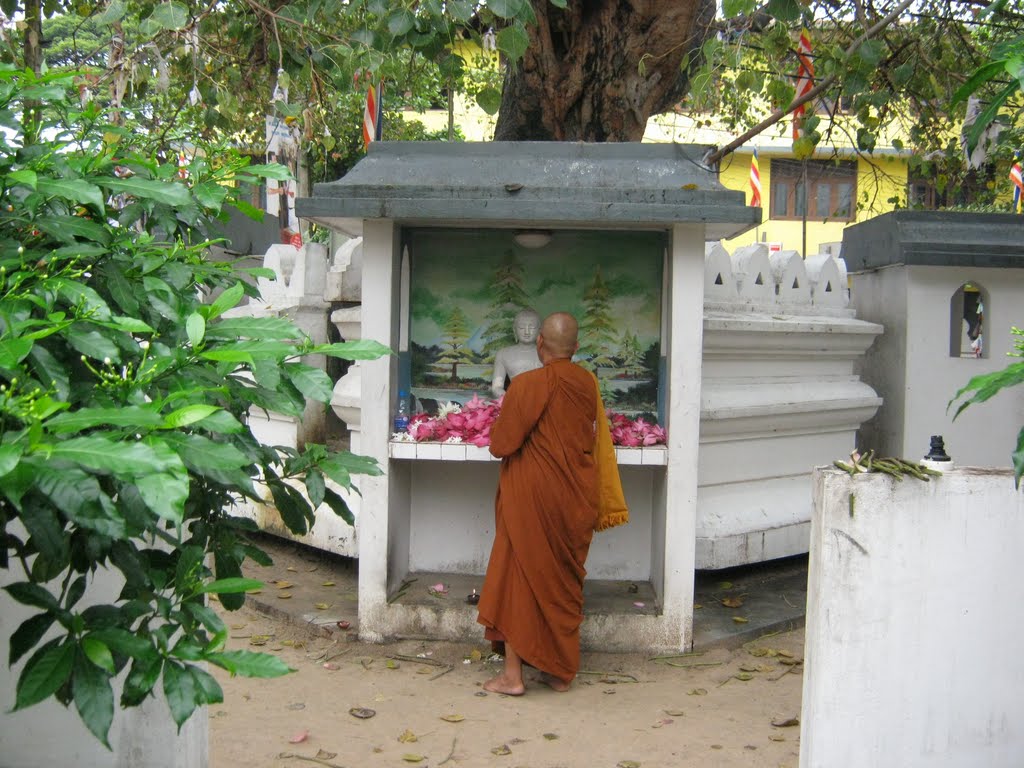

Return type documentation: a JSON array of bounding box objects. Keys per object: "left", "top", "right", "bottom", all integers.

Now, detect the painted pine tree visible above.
[
  {"left": 619, "top": 330, "right": 645, "bottom": 378},
  {"left": 578, "top": 266, "right": 618, "bottom": 370},
  {"left": 433, "top": 306, "right": 475, "bottom": 382},
  {"left": 479, "top": 250, "right": 531, "bottom": 361}
]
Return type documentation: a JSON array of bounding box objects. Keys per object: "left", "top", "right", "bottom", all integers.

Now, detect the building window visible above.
[{"left": 769, "top": 159, "right": 857, "bottom": 222}]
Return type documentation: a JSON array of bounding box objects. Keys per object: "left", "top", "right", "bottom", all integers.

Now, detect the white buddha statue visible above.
[{"left": 491, "top": 308, "right": 542, "bottom": 398}]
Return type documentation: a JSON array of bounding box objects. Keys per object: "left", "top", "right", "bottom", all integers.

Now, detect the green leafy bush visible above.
[
  {"left": 0, "top": 66, "right": 387, "bottom": 744},
  {"left": 949, "top": 326, "right": 1024, "bottom": 487}
]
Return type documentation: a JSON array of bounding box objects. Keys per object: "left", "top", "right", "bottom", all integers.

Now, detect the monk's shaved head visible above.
[{"left": 539, "top": 312, "right": 579, "bottom": 359}]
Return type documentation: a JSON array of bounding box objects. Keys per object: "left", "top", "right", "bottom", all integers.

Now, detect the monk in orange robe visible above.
[{"left": 477, "top": 312, "right": 604, "bottom": 695}]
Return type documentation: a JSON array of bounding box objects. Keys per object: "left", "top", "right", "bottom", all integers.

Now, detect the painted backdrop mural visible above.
[{"left": 408, "top": 228, "right": 664, "bottom": 419}]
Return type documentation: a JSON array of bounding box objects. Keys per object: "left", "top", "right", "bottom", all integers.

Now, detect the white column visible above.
[
  {"left": 662, "top": 223, "right": 706, "bottom": 649},
  {"left": 356, "top": 219, "right": 398, "bottom": 640}
]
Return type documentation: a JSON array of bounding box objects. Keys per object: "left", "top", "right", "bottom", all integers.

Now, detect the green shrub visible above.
[{"left": 0, "top": 66, "right": 387, "bottom": 744}]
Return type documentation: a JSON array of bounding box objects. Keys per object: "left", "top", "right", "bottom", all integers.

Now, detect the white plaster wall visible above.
[
  {"left": 904, "top": 266, "right": 1024, "bottom": 467},
  {"left": 407, "top": 462, "right": 655, "bottom": 580},
  {"left": 0, "top": 565, "right": 207, "bottom": 768},
  {"left": 852, "top": 265, "right": 1024, "bottom": 467},
  {"left": 802, "top": 467, "right": 1024, "bottom": 768}
]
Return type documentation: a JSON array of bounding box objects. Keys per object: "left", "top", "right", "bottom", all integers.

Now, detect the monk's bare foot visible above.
[
  {"left": 537, "top": 672, "right": 571, "bottom": 692},
  {"left": 482, "top": 674, "right": 525, "bottom": 696}
]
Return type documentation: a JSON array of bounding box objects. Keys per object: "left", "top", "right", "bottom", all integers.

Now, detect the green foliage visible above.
[
  {"left": 949, "top": 327, "right": 1024, "bottom": 487},
  {"left": 0, "top": 68, "right": 387, "bottom": 743}
]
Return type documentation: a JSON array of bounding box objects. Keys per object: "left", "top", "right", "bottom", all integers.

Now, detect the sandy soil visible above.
[{"left": 209, "top": 604, "right": 804, "bottom": 768}]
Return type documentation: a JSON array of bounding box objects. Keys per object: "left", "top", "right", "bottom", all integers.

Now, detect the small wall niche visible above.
[{"left": 949, "top": 282, "right": 987, "bottom": 359}]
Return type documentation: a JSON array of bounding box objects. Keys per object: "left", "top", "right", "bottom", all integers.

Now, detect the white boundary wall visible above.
[{"left": 802, "top": 467, "right": 1024, "bottom": 767}]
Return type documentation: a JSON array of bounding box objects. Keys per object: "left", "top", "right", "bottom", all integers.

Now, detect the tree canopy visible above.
[{"left": 3, "top": 0, "right": 1023, "bottom": 196}]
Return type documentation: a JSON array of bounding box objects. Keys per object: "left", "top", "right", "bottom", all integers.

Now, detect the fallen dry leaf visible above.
[
  {"left": 543, "top": 733, "right": 559, "bottom": 740},
  {"left": 651, "top": 718, "right": 674, "bottom": 728},
  {"left": 314, "top": 749, "right": 337, "bottom": 759},
  {"left": 230, "top": 623, "right": 246, "bottom": 630},
  {"left": 491, "top": 744, "right": 511, "bottom": 756},
  {"left": 718, "top": 581, "right": 734, "bottom": 590},
  {"left": 385, "top": 659, "right": 400, "bottom": 670},
  {"left": 322, "top": 662, "right": 340, "bottom": 671},
  {"left": 469, "top": 649, "right": 482, "bottom": 662},
  {"left": 277, "top": 593, "right": 293, "bottom": 600},
  {"left": 314, "top": 602, "right": 329, "bottom": 610},
  {"left": 288, "top": 730, "right": 308, "bottom": 744},
  {"left": 286, "top": 702, "right": 305, "bottom": 711},
  {"left": 721, "top": 597, "right": 744, "bottom": 608},
  {"left": 779, "top": 657, "right": 803, "bottom": 666},
  {"left": 440, "top": 714, "right": 465, "bottom": 722},
  {"left": 732, "top": 616, "right": 749, "bottom": 623},
  {"left": 286, "top": 566, "right": 298, "bottom": 572},
  {"left": 617, "top": 761, "right": 641, "bottom": 768},
  {"left": 401, "top": 754, "right": 425, "bottom": 763},
  {"left": 664, "top": 709, "right": 685, "bottom": 716},
  {"left": 322, "top": 581, "right": 335, "bottom": 587},
  {"left": 771, "top": 717, "right": 800, "bottom": 728},
  {"left": 349, "top": 707, "right": 376, "bottom": 719},
  {"left": 275, "top": 581, "right": 293, "bottom": 589},
  {"left": 688, "top": 688, "right": 708, "bottom": 696},
  {"left": 398, "top": 729, "right": 418, "bottom": 743},
  {"left": 778, "top": 649, "right": 794, "bottom": 658},
  {"left": 734, "top": 672, "right": 754, "bottom": 681},
  {"left": 769, "top": 734, "right": 787, "bottom": 742},
  {"left": 693, "top": 603, "right": 703, "bottom": 609}
]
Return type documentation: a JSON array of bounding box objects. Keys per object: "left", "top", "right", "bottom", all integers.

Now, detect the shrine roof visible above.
[
  {"left": 297, "top": 141, "right": 760, "bottom": 240},
  {"left": 841, "top": 212, "right": 1024, "bottom": 271}
]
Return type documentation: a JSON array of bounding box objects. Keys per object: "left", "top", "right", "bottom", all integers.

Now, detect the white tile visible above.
[
  {"left": 464, "top": 445, "right": 491, "bottom": 462},
  {"left": 416, "top": 442, "right": 442, "bottom": 460},
  {"left": 390, "top": 441, "right": 417, "bottom": 459},
  {"left": 641, "top": 447, "right": 668, "bottom": 466},
  {"left": 440, "top": 443, "right": 467, "bottom": 461},
  {"left": 616, "top": 448, "right": 643, "bottom": 465}
]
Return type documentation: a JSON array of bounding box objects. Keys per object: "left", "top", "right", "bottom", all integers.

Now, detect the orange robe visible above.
[{"left": 476, "top": 358, "right": 599, "bottom": 683}]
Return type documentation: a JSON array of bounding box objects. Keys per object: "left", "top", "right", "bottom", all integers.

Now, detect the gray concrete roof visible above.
[
  {"left": 841, "top": 211, "right": 1024, "bottom": 271},
  {"left": 297, "top": 142, "right": 760, "bottom": 240}
]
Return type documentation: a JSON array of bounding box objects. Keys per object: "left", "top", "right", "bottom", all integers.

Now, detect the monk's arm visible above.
[{"left": 489, "top": 378, "right": 546, "bottom": 458}]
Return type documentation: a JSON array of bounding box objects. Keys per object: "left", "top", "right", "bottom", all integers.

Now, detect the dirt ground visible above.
[{"left": 209, "top": 603, "right": 804, "bottom": 768}]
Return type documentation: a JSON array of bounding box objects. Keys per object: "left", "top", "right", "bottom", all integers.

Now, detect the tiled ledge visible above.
[{"left": 389, "top": 441, "right": 668, "bottom": 466}]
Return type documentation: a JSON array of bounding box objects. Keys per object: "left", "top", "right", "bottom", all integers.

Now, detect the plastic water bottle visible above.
[{"left": 393, "top": 390, "right": 410, "bottom": 433}]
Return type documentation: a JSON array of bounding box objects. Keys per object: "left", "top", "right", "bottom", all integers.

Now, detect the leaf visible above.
[
  {"left": 771, "top": 716, "right": 800, "bottom": 727},
  {"left": 732, "top": 616, "right": 749, "bottom": 624},
  {"left": 205, "top": 282, "right": 245, "bottom": 320},
  {"left": 15, "top": 640, "right": 74, "bottom": 710},
  {"left": 664, "top": 709, "right": 686, "bottom": 716},
  {"left": 133, "top": 465, "right": 189, "bottom": 525},
  {"left": 145, "top": 1, "right": 189, "bottom": 30},
  {"left": 162, "top": 404, "right": 221, "bottom": 429},
  {"left": 7, "top": 168, "right": 37, "bottom": 188},
  {"left": 82, "top": 636, "right": 116, "bottom": 675},
  {"left": 73, "top": 652, "right": 114, "bottom": 746},
  {"left": 0, "top": 337, "right": 33, "bottom": 368},
  {"left": 9, "top": 613, "right": 56, "bottom": 665},
  {"left": 388, "top": 8, "right": 415, "bottom": 35},
  {"left": 95, "top": 0, "right": 126, "bottom": 24},
  {"left": 35, "top": 215, "right": 112, "bottom": 246},
  {"left": 162, "top": 660, "right": 199, "bottom": 728},
  {"left": 206, "top": 316, "right": 304, "bottom": 341},
  {"left": 491, "top": 744, "right": 511, "bottom": 755},
  {"left": 48, "top": 405, "right": 164, "bottom": 434},
  {"left": 721, "top": 597, "right": 744, "bottom": 608},
  {"left": 5, "top": 582, "right": 60, "bottom": 611},
  {"left": 440, "top": 714, "right": 465, "bottom": 722},
  {"left": 398, "top": 729, "right": 418, "bottom": 743},
  {"left": 103, "top": 177, "right": 192, "bottom": 207},
  {"left": 65, "top": 326, "right": 119, "bottom": 361},
  {"left": 186, "top": 312, "right": 205, "bottom": 348},
  {"left": 496, "top": 23, "right": 529, "bottom": 61},
  {"left": 313, "top": 339, "right": 391, "bottom": 361},
  {"left": 19, "top": 502, "right": 67, "bottom": 569},
  {"left": 349, "top": 707, "right": 376, "bottom": 719},
  {"left": 305, "top": 469, "right": 326, "bottom": 509},
  {"left": 543, "top": 732, "right": 559, "bottom": 740},
  {"left": 205, "top": 650, "right": 293, "bottom": 678},
  {"left": 36, "top": 178, "right": 105, "bottom": 212},
  {"left": 617, "top": 762, "right": 640, "bottom": 768},
  {"left": 402, "top": 755, "right": 425, "bottom": 763},
  {"left": 285, "top": 362, "right": 334, "bottom": 402},
  {"left": 734, "top": 672, "right": 754, "bottom": 681},
  {"left": 189, "top": 665, "right": 224, "bottom": 705},
  {"left": 475, "top": 86, "right": 502, "bottom": 116},
  {"left": 199, "top": 577, "right": 264, "bottom": 595},
  {"left": 89, "top": 628, "right": 154, "bottom": 659},
  {"left": 763, "top": 0, "right": 800, "bottom": 21},
  {"left": 688, "top": 688, "right": 707, "bottom": 695}
]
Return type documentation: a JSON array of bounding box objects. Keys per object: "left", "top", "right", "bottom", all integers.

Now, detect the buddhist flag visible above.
[
  {"left": 362, "top": 81, "right": 383, "bottom": 150},
  {"left": 750, "top": 149, "right": 762, "bottom": 208},
  {"left": 1011, "top": 152, "right": 1023, "bottom": 213},
  {"left": 792, "top": 27, "right": 814, "bottom": 140}
]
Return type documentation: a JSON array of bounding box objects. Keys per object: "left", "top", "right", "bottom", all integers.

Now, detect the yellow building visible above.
[{"left": 644, "top": 111, "right": 911, "bottom": 256}]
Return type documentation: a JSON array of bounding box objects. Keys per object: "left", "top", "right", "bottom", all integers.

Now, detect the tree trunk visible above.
[{"left": 494, "top": 0, "right": 716, "bottom": 142}]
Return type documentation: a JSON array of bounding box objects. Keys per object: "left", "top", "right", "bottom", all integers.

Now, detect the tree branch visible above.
[{"left": 704, "top": 0, "right": 918, "bottom": 167}]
